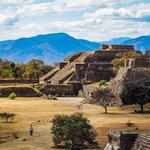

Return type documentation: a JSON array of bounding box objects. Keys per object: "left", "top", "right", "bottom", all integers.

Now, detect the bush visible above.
[
  {"left": 9, "top": 92, "right": 16, "bottom": 100},
  {"left": 47, "top": 94, "right": 58, "bottom": 100},
  {"left": 52, "top": 96, "right": 58, "bottom": 100},
  {"left": 51, "top": 113, "right": 98, "bottom": 149},
  {"left": 126, "top": 120, "right": 135, "bottom": 127},
  {"left": 0, "top": 112, "right": 16, "bottom": 122},
  {"left": 98, "top": 80, "right": 108, "bottom": 87}
]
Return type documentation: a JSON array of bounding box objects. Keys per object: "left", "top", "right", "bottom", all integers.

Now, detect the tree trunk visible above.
[
  {"left": 104, "top": 106, "right": 108, "bottom": 114},
  {"left": 140, "top": 104, "right": 144, "bottom": 113},
  {"left": 6, "top": 118, "right": 8, "bottom": 123}
]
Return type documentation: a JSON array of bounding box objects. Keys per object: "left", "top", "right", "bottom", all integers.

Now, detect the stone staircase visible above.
[
  {"left": 39, "top": 67, "right": 59, "bottom": 84},
  {"left": 48, "top": 52, "right": 94, "bottom": 84},
  {"left": 50, "top": 62, "right": 75, "bottom": 84},
  {"left": 133, "top": 134, "right": 150, "bottom": 150},
  {"left": 108, "top": 68, "right": 130, "bottom": 98},
  {"left": 64, "top": 52, "right": 83, "bottom": 62},
  {"left": 39, "top": 51, "right": 95, "bottom": 85},
  {"left": 114, "top": 67, "right": 130, "bottom": 80},
  {"left": 76, "top": 51, "right": 94, "bottom": 63}
]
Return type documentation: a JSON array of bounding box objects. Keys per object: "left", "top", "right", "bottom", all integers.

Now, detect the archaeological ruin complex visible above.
[{"left": 39, "top": 44, "right": 139, "bottom": 96}]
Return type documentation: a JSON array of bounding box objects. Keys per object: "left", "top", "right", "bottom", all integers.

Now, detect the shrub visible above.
[
  {"left": 52, "top": 96, "right": 58, "bottom": 100},
  {"left": 51, "top": 113, "right": 98, "bottom": 149},
  {"left": 9, "top": 92, "right": 16, "bottom": 100},
  {"left": 126, "top": 120, "right": 134, "bottom": 127},
  {"left": 98, "top": 80, "right": 108, "bottom": 87},
  {"left": 47, "top": 94, "right": 58, "bottom": 100},
  {"left": 0, "top": 112, "right": 16, "bottom": 122}
]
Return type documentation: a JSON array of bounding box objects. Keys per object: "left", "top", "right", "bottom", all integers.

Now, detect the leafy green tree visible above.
[
  {"left": 0, "top": 58, "right": 53, "bottom": 79},
  {"left": 0, "top": 59, "right": 11, "bottom": 78},
  {"left": 24, "top": 59, "right": 51, "bottom": 79},
  {"left": 14, "top": 67, "right": 22, "bottom": 78},
  {"left": 10, "top": 62, "right": 15, "bottom": 70},
  {"left": 51, "top": 113, "right": 98, "bottom": 149},
  {"left": 121, "top": 81, "right": 150, "bottom": 113},
  {"left": 1, "top": 69, "right": 11, "bottom": 78},
  {"left": 0, "top": 112, "right": 16, "bottom": 122}
]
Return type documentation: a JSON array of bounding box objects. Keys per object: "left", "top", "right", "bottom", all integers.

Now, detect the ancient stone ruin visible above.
[
  {"left": 109, "top": 57, "right": 150, "bottom": 99},
  {"left": 104, "top": 131, "right": 150, "bottom": 150},
  {"left": 39, "top": 44, "right": 134, "bottom": 96}
]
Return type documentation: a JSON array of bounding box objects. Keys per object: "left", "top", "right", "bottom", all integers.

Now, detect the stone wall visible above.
[
  {"left": 0, "top": 79, "right": 38, "bottom": 84},
  {"left": 39, "top": 84, "right": 75, "bottom": 96},
  {"left": 106, "top": 131, "right": 139, "bottom": 150},
  {"left": 0, "top": 87, "right": 41, "bottom": 97},
  {"left": 101, "top": 44, "right": 134, "bottom": 51},
  {"left": 133, "top": 134, "right": 150, "bottom": 150},
  {"left": 105, "top": 131, "right": 150, "bottom": 150},
  {"left": 109, "top": 45, "right": 133, "bottom": 51},
  {"left": 109, "top": 67, "right": 150, "bottom": 99},
  {"left": 125, "top": 57, "right": 150, "bottom": 68}
]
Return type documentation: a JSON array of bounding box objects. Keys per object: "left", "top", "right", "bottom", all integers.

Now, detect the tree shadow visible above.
[
  {"left": 101, "top": 112, "right": 125, "bottom": 115},
  {"left": 129, "top": 110, "right": 150, "bottom": 114},
  {"left": 51, "top": 145, "right": 66, "bottom": 149},
  {"left": 0, "top": 121, "right": 17, "bottom": 124}
]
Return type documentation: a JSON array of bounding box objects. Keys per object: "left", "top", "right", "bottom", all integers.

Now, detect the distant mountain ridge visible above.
[
  {"left": 101, "top": 37, "right": 131, "bottom": 45},
  {"left": 0, "top": 33, "right": 149, "bottom": 64}
]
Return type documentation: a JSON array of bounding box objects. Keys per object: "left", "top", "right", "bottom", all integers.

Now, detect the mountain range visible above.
[{"left": 0, "top": 33, "right": 149, "bottom": 64}]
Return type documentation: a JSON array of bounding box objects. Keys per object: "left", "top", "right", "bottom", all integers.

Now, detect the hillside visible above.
[
  {"left": 123, "top": 35, "right": 150, "bottom": 51},
  {"left": 0, "top": 33, "right": 99, "bottom": 64}
]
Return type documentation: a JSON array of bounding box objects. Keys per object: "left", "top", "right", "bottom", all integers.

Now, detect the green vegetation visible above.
[
  {"left": 51, "top": 113, "right": 97, "bottom": 149},
  {"left": 9, "top": 92, "right": 17, "bottom": 100},
  {"left": 98, "top": 80, "right": 108, "bottom": 88},
  {"left": 0, "top": 112, "right": 16, "bottom": 122},
  {"left": 0, "top": 58, "right": 53, "bottom": 79},
  {"left": 47, "top": 94, "right": 58, "bottom": 100},
  {"left": 111, "top": 51, "right": 142, "bottom": 73},
  {"left": 121, "top": 81, "right": 150, "bottom": 113}
]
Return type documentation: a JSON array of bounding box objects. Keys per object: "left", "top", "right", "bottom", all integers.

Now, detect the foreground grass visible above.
[{"left": 0, "top": 97, "right": 149, "bottom": 149}]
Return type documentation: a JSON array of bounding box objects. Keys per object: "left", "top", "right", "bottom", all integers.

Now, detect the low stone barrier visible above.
[
  {"left": 39, "top": 84, "right": 75, "bottom": 96},
  {"left": 0, "top": 87, "right": 41, "bottom": 97},
  {"left": 0, "top": 79, "right": 38, "bottom": 84}
]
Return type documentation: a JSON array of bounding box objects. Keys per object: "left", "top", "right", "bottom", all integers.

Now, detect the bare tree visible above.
[{"left": 88, "top": 87, "right": 115, "bottom": 114}]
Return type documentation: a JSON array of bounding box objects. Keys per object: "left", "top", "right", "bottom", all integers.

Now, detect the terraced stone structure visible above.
[
  {"left": 105, "top": 131, "right": 150, "bottom": 150},
  {"left": 109, "top": 56, "right": 150, "bottom": 100},
  {"left": 39, "top": 44, "right": 134, "bottom": 95}
]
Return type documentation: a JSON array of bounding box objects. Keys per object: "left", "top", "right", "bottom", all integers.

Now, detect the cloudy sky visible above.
[{"left": 0, "top": 0, "right": 150, "bottom": 41}]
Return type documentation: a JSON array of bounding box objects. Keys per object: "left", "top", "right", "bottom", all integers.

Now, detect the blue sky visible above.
[{"left": 0, "top": 0, "right": 150, "bottom": 41}]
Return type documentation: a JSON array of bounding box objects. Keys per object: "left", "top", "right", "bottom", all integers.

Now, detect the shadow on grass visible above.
[
  {"left": 51, "top": 145, "right": 67, "bottom": 149},
  {"left": 51, "top": 144, "right": 101, "bottom": 150},
  {"left": 101, "top": 112, "right": 125, "bottom": 115},
  {"left": 0, "top": 121, "right": 17, "bottom": 124},
  {"left": 129, "top": 110, "right": 150, "bottom": 114}
]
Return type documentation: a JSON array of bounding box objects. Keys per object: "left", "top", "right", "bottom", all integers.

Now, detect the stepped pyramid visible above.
[{"left": 39, "top": 45, "right": 134, "bottom": 96}]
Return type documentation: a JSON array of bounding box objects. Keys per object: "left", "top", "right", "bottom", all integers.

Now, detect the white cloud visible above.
[
  {"left": 84, "top": 2, "right": 150, "bottom": 19},
  {"left": 0, "top": 0, "right": 150, "bottom": 41},
  {"left": 0, "top": 14, "right": 19, "bottom": 26}
]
